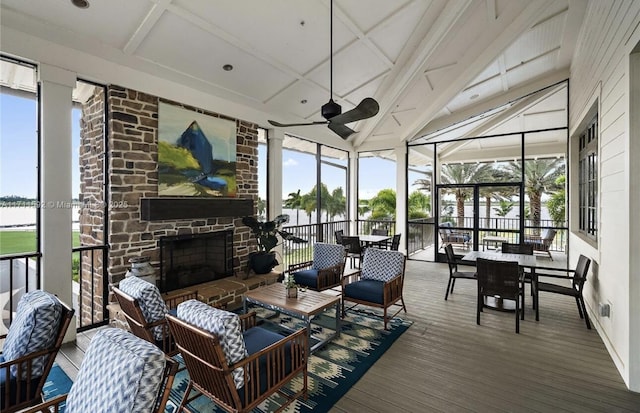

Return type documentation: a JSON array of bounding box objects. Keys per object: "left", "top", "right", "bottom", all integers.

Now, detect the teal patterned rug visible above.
[
  {"left": 166, "top": 307, "right": 412, "bottom": 413},
  {"left": 43, "top": 307, "right": 411, "bottom": 413}
]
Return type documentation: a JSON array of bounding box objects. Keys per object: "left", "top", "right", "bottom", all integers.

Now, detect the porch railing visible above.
[
  {"left": 0, "top": 252, "right": 41, "bottom": 328},
  {"left": 281, "top": 220, "right": 350, "bottom": 270},
  {"left": 73, "top": 244, "right": 109, "bottom": 332}
]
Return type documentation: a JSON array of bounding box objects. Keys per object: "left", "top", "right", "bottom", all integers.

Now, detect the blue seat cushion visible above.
[
  {"left": 293, "top": 269, "right": 318, "bottom": 289},
  {"left": 344, "top": 279, "right": 385, "bottom": 304},
  {"left": 239, "top": 327, "right": 293, "bottom": 406},
  {"left": 0, "top": 355, "right": 41, "bottom": 408}
]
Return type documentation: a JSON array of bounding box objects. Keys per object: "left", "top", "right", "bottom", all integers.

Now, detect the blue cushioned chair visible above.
[
  {"left": 289, "top": 242, "right": 346, "bottom": 291},
  {"left": 113, "top": 276, "right": 198, "bottom": 356},
  {"left": 1, "top": 290, "right": 74, "bottom": 413},
  {"left": 21, "top": 328, "right": 178, "bottom": 413},
  {"left": 167, "top": 299, "right": 308, "bottom": 413},
  {"left": 341, "top": 248, "right": 407, "bottom": 330}
]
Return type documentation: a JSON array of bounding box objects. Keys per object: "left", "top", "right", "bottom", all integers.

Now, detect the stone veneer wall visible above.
[
  {"left": 81, "top": 85, "right": 259, "bottom": 312},
  {"left": 78, "top": 86, "right": 107, "bottom": 326}
]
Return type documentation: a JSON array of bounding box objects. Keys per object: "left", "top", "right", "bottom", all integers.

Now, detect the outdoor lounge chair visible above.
[
  {"left": 439, "top": 222, "right": 471, "bottom": 248},
  {"left": 289, "top": 242, "right": 346, "bottom": 291},
  {"left": 523, "top": 228, "right": 557, "bottom": 260},
  {"left": 1, "top": 290, "right": 74, "bottom": 413},
  {"left": 341, "top": 248, "right": 407, "bottom": 330},
  {"left": 113, "top": 275, "right": 198, "bottom": 356},
  {"left": 167, "top": 299, "right": 307, "bottom": 413},
  {"left": 21, "top": 328, "right": 178, "bottom": 413}
]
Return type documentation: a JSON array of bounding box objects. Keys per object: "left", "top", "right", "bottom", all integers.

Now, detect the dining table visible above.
[
  {"left": 461, "top": 250, "right": 539, "bottom": 317},
  {"left": 356, "top": 234, "right": 392, "bottom": 248}
]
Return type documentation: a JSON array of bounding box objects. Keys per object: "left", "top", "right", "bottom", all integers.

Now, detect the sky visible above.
[{"left": 1, "top": 92, "right": 398, "bottom": 203}]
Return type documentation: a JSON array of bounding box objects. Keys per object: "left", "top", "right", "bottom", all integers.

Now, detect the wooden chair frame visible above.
[
  {"left": 20, "top": 356, "right": 178, "bottom": 413},
  {"left": 476, "top": 258, "right": 524, "bottom": 333},
  {"left": 112, "top": 287, "right": 198, "bottom": 356},
  {"left": 166, "top": 314, "right": 308, "bottom": 413},
  {"left": 341, "top": 255, "right": 407, "bottom": 330},
  {"left": 444, "top": 243, "right": 476, "bottom": 300},
  {"left": 1, "top": 300, "right": 74, "bottom": 413},
  {"left": 523, "top": 229, "right": 557, "bottom": 260}
]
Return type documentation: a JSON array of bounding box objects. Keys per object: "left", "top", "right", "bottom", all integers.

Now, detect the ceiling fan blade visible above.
[
  {"left": 328, "top": 98, "right": 379, "bottom": 125},
  {"left": 328, "top": 122, "right": 356, "bottom": 139},
  {"left": 268, "top": 120, "right": 328, "bottom": 128}
]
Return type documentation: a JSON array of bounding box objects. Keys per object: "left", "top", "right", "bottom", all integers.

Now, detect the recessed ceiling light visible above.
[
  {"left": 300, "top": 99, "right": 307, "bottom": 104},
  {"left": 222, "top": 64, "right": 233, "bottom": 71},
  {"left": 470, "top": 94, "right": 479, "bottom": 100},
  {"left": 71, "top": 0, "right": 90, "bottom": 9}
]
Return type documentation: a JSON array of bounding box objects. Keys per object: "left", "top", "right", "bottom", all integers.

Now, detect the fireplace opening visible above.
[{"left": 159, "top": 230, "right": 234, "bottom": 293}]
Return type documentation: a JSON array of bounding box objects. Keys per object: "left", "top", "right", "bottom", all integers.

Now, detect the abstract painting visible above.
[{"left": 158, "top": 101, "right": 237, "bottom": 197}]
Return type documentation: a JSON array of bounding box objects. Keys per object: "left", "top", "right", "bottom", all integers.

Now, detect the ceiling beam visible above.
[
  {"left": 352, "top": 0, "right": 475, "bottom": 147},
  {"left": 395, "top": 0, "right": 559, "bottom": 146},
  {"left": 411, "top": 67, "right": 569, "bottom": 140},
  {"left": 123, "top": 0, "right": 172, "bottom": 55}
]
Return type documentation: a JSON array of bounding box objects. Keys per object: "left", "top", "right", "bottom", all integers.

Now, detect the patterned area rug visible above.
[
  {"left": 43, "top": 307, "right": 411, "bottom": 413},
  {"left": 166, "top": 307, "right": 412, "bottom": 413}
]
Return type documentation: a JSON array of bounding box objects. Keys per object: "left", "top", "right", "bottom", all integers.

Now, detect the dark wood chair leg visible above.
[
  {"left": 579, "top": 298, "right": 591, "bottom": 329},
  {"left": 575, "top": 296, "right": 584, "bottom": 319},
  {"left": 515, "top": 298, "right": 520, "bottom": 334},
  {"left": 477, "top": 293, "right": 482, "bottom": 325},
  {"left": 445, "top": 277, "right": 453, "bottom": 300}
]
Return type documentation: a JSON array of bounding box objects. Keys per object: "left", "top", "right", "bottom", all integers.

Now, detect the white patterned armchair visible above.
[
  {"left": 341, "top": 248, "right": 407, "bottom": 330},
  {"left": 289, "top": 242, "right": 346, "bottom": 291},
  {"left": 1, "top": 290, "right": 74, "bottom": 413},
  {"left": 22, "top": 328, "right": 177, "bottom": 413},
  {"left": 166, "top": 300, "right": 307, "bottom": 413},
  {"left": 113, "top": 275, "right": 198, "bottom": 356}
]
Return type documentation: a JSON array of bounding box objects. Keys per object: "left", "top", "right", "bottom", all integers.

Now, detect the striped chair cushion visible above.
[
  {"left": 177, "top": 300, "right": 248, "bottom": 388},
  {"left": 312, "top": 242, "right": 345, "bottom": 270},
  {"left": 361, "top": 248, "right": 405, "bottom": 282},
  {"left": 118, "top": 276, "right": 168, "bottom": 341},
  {"left": 65, "top": 328, "right": 165, "bottom": 413},
  {"left": 3, "top": 290, "right": 62, "bottom": 379}
]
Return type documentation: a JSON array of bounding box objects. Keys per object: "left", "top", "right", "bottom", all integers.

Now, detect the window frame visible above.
[{"left": 577, "top": 114, "right": 598, "bottom": 242}]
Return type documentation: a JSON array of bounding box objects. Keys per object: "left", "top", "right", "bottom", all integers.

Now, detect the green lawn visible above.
[{"left": 0, "top": 230, "right": 81, "bottom": 255}]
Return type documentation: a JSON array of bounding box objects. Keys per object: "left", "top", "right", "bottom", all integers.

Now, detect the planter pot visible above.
[
  {"left": 248, "top": 251, "right": 278, "bottom": 274},
  {"left": 286, "top": 287, "right": 298, "bottom": 299}
]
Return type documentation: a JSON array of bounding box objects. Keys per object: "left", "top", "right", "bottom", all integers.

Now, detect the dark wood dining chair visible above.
[
  {"left": 390, "top": 234, "right": 401, "bottom": 251},
  {"left": 371, "top": 228, "right": 389, "bottom": 249},
  {"left": 501, "top": 242, "right": 535, "bottom": 300},
  {"left": 444, "top": 243, "right": 476, "bottom": 300},
  {"left": 476, "top": 258, "right": 524, "bottom": 333},
  {"left": 342, "top": 235, "right": 363, "bottom": 268},
  {"left": 534, "top": 254, "right": 592, "bottom": 329}
]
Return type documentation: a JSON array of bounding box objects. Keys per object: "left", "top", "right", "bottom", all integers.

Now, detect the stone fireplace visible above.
[
  {"left": 78, "top": 85, "right": 262, "bottom": 325},
  {"left": 159, "top": 230, "right": 234, "bottom": 293}
]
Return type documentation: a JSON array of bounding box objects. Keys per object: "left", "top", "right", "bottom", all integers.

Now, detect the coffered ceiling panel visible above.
[{"left": 136, "top": 12, "right": 294, "bottom": 102}]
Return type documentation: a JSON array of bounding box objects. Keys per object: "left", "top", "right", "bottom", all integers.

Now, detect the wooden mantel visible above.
[{"left": 140, "top": 197, "right": 254, "bottom": 221}]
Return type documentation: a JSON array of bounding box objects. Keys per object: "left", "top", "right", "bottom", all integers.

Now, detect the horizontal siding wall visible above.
[{"left": 569, "top": 0, "right": 640, "bottom": 388}]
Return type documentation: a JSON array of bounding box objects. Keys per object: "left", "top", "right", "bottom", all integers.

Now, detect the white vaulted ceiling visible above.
[{"left": 0, "top": 0, "right": 586, "bottom": 151}]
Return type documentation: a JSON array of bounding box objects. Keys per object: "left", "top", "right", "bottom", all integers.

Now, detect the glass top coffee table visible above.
[{"left": 243, "top": 283, "right": 341, "bottom": 353}]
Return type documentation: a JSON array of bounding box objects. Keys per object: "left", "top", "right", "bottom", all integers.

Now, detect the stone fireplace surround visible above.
[{"left": 78, "top": 85, "right": 273, "bottom": 326}]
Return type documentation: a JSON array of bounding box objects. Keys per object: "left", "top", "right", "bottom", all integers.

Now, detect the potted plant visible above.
[
  {"left": 283, "top": 273, "right": 298, "bottom": 298},
  {"left": 241, "top": 214, "right": 306, "bottom": 274}
]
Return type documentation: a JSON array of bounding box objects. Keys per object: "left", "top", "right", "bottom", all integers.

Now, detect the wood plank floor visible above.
[{"left": 56, "top": 260, "right": 640, "bottom": 412}]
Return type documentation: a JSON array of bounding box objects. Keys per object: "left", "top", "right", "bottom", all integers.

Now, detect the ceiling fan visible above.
[{"left": 268, "top": 0, "right": 379, "bottom": 139}]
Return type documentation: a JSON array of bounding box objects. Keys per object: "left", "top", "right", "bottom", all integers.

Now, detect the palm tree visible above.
[
  {"left": 368, "top": 189, "right": 397, "bottom": 220},
  {"left": 283, "top": 189, "right": 303, "bottom": 224},
  {"left": 256, "top": 196, "right": 266, "bottom": 219},
  {"left": 327, "top": 187, "right": 346, "bottom": 220},
  {"left": 503, "top": 159, "right": 564, "bottom": 234},
  {"left": 408, "top": 191, "right": 431, "bottom": 219},
  {"left": 547, "top": 175, "right": 566, "bottom": 227},
  {"left": 493, "top": 199, "right": 515, "bottom": 217},
  {"left": 440, "top": 163, "right": 493, "bottom": 226}
]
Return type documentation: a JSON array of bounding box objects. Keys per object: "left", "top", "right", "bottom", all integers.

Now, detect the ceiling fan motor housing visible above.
[{"left": 321, "top": 99, "right": 342, "bottom": 120}]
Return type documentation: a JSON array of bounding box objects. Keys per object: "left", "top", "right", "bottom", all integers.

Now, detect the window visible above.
[{"left": 578, "top": 115, "right": 598, "bottom": 240}]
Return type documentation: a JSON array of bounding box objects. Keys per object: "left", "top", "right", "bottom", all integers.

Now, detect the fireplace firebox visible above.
[{"left": 159, "top": 230, "right": 234, "bottom": 293}]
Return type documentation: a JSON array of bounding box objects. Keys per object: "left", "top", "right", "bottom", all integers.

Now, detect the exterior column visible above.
[
  {"left": 349, "top": 150, "right": 358, "bottom": 235},
  {"left": 395, "top": 145, "right": 408, "bottom": 253},
  {"left": 38, "top": 64, "right": 77, "bottom": 341},
  {"left": 267, "top": 129, "right": 284, "bottom": 270}
]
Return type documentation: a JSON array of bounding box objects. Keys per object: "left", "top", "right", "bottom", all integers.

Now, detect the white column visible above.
[
  {"left": 267, "top": 129, "right": 284, "bottom": 271},
  {"left": 627, "top": 52, "right": 640, "bottom": 391},
  {"left": 349, "top": 150, "right": 358, "bottom": 235},
  {"left": 38, "top": 64, "right": 76, "bottom": 341},
  {"left": 395, "top": 145, "right": 407, "bottom": 253}
]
